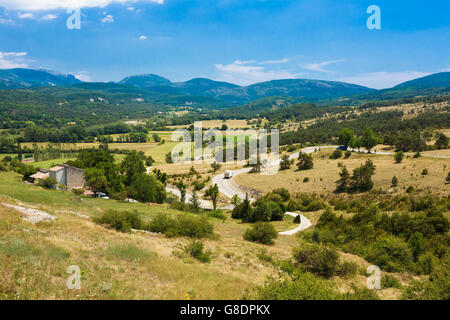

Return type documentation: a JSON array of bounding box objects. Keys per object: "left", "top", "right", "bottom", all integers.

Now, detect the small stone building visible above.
[
  {"left": 48, "top": 164, "right": 85, "bottom": 191},
  {"left": 30, "top": 164, "right": 85, "bottom": 191}
]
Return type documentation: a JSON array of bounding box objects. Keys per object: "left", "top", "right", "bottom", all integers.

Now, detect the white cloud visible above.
[
  {"left": 18, "top": 12, "right": 34, "bottom": 19},
  {"left": 0, "top": 1, "right": 164, "bottom": 10},
  {"left": 0, "top": 51, "right": 28, "bottom": 68},
  {"left": 339, "top": 71, "right": 431, "bottom": 89},
  {"left": 139, "top": 35, "right": 147, "bottom": 40},
  {"left": 302, "top": 59, "right": 345, "bottom": 73},
  {"left": 74, "top": 71, "right": 91, "bottom": 82},
  {"left": 215, "top": 60, "right": 300, "bottom": 86},
  {"left": 41, "top": 13, "right": 58, "bottom": 20},
  {"left": 101, "top": 14, "right": 114, "bottom": 23},
  {"left": 0, "top": 17, "right": 15, "bottom": 25},
  {"left": 260, "top": 58, "right": 289, "bottom": 65}
]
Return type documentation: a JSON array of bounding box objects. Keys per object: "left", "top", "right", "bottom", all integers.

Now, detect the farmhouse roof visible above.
[{"left": 30, "top": 172, "right": 50, "bottom": 180}]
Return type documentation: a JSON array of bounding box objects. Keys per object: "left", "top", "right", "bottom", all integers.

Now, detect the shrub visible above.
[
  {"left": 421, "top": 169, "right": 428, "bottom": 176},
  {"left": 147, "top": 213, "right": 214, "bottom": 238},
  {"left": 184, "top": 240, "right": 211, "bottom": 263},
  {"left": 344, "top": 150, "right": 352, "bottom": 159},
  {"left": 336, "top": 261, "right": 358, "bottom": 278},
  {"left": 93, "top": 210, "right": 144, "bottom": 233},
  {"left": 303, "top": 177, "right": 310, "bottom": 183},
  {"left": 365, "top": 236, "right": 414, "bottom": 272},
  {"left": 293, "top": 215, "right": 301, "bottom": 224},
  {"left": 381, "top": 275, "right": 401, "bottom": 289},
  {"left": 266, "top": 201, "right": 284, "bottom": 221},
  {"left": 72, "top": 188, "right": 84, "bottom": 197},
  {"left": 243, "top": 222, "right": 278, "bottom": 245},
  {"left": 391, "top": 176, "right": 398, "bottom": 187},
  {"left": 305, "top": 200, "right": 325, "bottom": 212},
  {"left": 330, "top": 149, "right": 343, "bottom": 159},
  {"left": 248, "top": 200, "right": 271, "bottom": 222},
  {"left": 38, "top": 177, "right": 57, "bottom": 189},
  {"left": 252, "top": 272, "right": 339, "bottom": 300},
  {"left": 297, "top": 153, "right": 314, "bottom": 170},
  {"left": 207, "top": 209, "right": 227, "bottom": 221},
  {"left": 394, "top": 151, "right": 405, "bottom": 163},
  {"left": 406, "top": 186, "right": 415, "bottom": 194},
  {"left": 342, "top": 285, "right": 380, "bottom": 300},
  {"left": 293, "top": 243, "right": 339, "bottom": 278},
  {"left": 147, "top": 213, "right": 173, "bottom": 234}
]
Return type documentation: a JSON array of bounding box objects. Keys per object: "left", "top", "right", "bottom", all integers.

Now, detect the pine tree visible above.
[
  {"left": 279, "top": 153, "right": 291, "bottom": 171},
  {"left": 392, "top": 176, "right": 398, "bottom": 187},
  {"left": 297, "top": 153, "right": 314, "bottom": 170},
  {"left": 335, "top": 166, "right": 350, "bottom": 193},
  {"left": 190, "top": 190, "right": 201, "bottom": 212}
]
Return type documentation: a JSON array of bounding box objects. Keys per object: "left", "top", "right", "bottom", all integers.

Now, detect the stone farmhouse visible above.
[{"left": 30, "top": 164, "right": 85, "bottom": 191}]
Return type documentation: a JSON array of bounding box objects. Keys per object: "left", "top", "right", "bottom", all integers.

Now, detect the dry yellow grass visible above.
[
  {"left": 0, "top": 200, "right": 298, "bottom": 300},
  {"left": 235, "top": 150, "right": 450, "bottom": 196}
]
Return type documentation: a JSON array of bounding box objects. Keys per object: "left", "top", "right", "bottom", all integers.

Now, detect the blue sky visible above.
[{"left": 0, "top": 0, "right": 449, "bottom": 88}]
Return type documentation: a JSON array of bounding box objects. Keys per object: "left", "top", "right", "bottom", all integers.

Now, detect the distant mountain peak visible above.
[
  {"left": 119, "top": 74, "right": 172, "bottom": 88},
  {"left": 394, "top": 72, "right": 450, "bottom": 89},
  {"left": 0, "top": 68, "right": 81, "bottom": 89}
]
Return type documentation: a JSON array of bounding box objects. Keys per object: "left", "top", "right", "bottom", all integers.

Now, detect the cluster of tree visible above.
[
  {"left": 99, "top": 132, "right": 148, "bottom": 144},
  {"left": 336, "top": 160, "right": 376, "bottom": 193},
  {"left": 232, "top": 189, "right": 291, "bottom": 223},
  {"left": 279, "top": 107, "right": 449, "bottom": 148},
  {"left": 311, "top": 200, "right": 449, "bottom": 279},
  {"left": 20, "top": 122, "right": 141, "bottom": 143},
  {"left": 67, "top": 148, "right": 165, "bottom": 203}
]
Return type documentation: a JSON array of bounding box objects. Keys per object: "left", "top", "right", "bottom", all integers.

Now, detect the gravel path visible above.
[{"left": 2, "top": 203, "right": 55, "bottom": 223}]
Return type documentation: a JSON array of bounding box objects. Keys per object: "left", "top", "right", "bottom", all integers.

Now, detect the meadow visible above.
[
  {"left": 0, "top": 171, "right": 416, "bottom": 300},
  {"left": 235, "top": 149, "right": 450, "bottom": 196}
]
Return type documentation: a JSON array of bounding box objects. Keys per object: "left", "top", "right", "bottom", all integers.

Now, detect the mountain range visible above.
[{"left": 0, "top": 68, "right": 449, "bottom": 108}]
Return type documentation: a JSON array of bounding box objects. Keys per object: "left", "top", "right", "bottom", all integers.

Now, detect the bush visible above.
[
  {"left": 344, "top": 150, "right": 352, "bottom": 159},
  {"left": 381, "top": 275, "right": 401, "bottom": 289},
  {"left": 184, "top": 240, "right": 211, "bottom": 263},
  {"left": 297, "top": 153, "right": 314, "bottom": 170},
  {"left": 293, "top": 215, "right": 301, "bottom": 224},
  {"left": 243, "top": 222, "right": 278, "bottom": 245},
  {"left": 252, "top": 272, "right": 339, "bottom": 300},
  {"left": 267, "top": 201, "right": 284, "bottom": 221},
  {"left": 394, "top": 151, "right": 405, "bottom": 163},
  {"left": 147, "top": 213, "right": 214, "bottom": 239},
  {"left": 293, "top": 243, "right": 339, "bottom": 278},
  {"left": 330, "top": 149, "right": 343, "bottom": 159},
  {"left": 72, "top": 188, "right": 84, "bottom": 197},
  {"left": 406, "top": 186, "right": 415, "bottom": 194},
  {"left": 336, "top": 261, "right": 358, "bottom": 278},
  {"left": 93, "top": 210, "right": 144, "bottom": 233},
  {"left": 392, "top": 176, "right": 398, "bottom": 187},
  {"left": 365, "top": 236, "right": 414, "bottom": 272},
  {"left": 38, "top": 177, "right": 57, "bottom": 189},
  {"left": 207, "top": 209, "right": 227, "bottom": 221},
  {"left": 421, "top": 169, "right": 428, "bottom": 176}
]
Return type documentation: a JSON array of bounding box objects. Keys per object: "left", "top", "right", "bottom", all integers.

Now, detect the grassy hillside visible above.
[
  {"left": 0, "top": 171, "right": 424, "bottom": 300},
  {"left": 236, "top": 149, "right": 450, "bottom": 196}
]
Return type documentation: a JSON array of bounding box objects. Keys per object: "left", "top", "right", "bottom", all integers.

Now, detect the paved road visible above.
[
  {"left": 279, "top": 212, "right": 313, "bottom": 236},
  {"left": 212, "top": 146, "right": 336, "bottom": 201}
]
